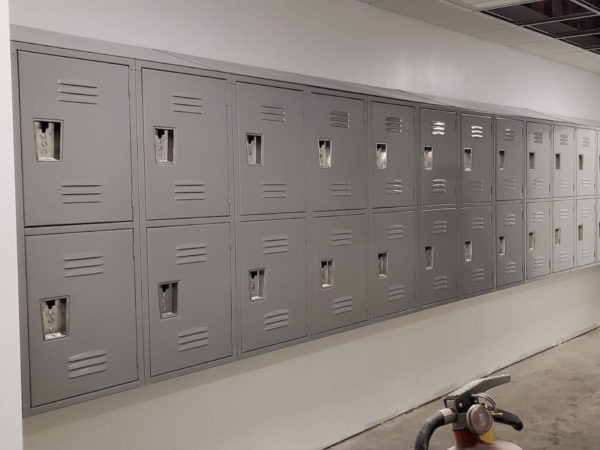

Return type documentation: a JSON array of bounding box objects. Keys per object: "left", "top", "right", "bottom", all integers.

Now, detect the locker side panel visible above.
[
  {"left": 239, "top": 218, "right": 307, "bottom": 352},
  {"left": 310, "top": 94, "right": 366, "bottom": 211},
  {"left": 597, "top": 198, "right": 600, "bottom": 262},
  {"left": 526, "top": 202, "right": 551, "bottom": 279},
  {"left": 143, "top": 69, "right": 229, "bottom": 220},
  {"left": 147, "top": 224, "right": 232, "bottom": 376},
  {"left": 526, "top": 123, "right": 551, "bottom": 200},
  {"left": 461, "top": 115, "right": 492, "bottom": 204},
  {"left": 461, "top": 206, "right": 493, "bottom": 295},
  {"left": 576, "top": 198, "right": 596, "bottom": 267},
  {"left": 370, "top": 102, "right": 415, "bottom": 208},
  {"left": 19, "top": 52, "right": 133, "bottom": 226},
  {"left": 312, "top": 215, "right": 367, "bottom": 333},
  {"left": 496, "top": 203, "right": 524, "bottom": 287},
  {"left": 552, "top": 125, "right": 575, "bottom": 198},
  {"left": 369, "top": 211, "right": 416, "bottom": 318},
  {"left": 576, "top": 128, "right": 596, "bottom": 197},
  {"left": 418, "top": 208, "right": 459, "bottom": 305},
  {"left": 552, "top": 199, "right": 574, "bottom": 273},
  {"left": 420, "top": 109, "right": 458, "bottom": 206},
  {"left": 26, "top": 230, "right": 138, "bottom": 407},
  {"left": 237, "top": 83, "right": 305, "bottom": 215},
  {"left": 495, "top": 118, "right": 524, "bottom": 201}
]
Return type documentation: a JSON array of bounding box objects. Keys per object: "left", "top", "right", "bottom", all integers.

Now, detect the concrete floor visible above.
[{"left": 331, "top": 328, "right": 600, "bottom": 450}]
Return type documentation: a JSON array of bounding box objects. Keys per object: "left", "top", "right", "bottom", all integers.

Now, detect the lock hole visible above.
[
  {"left": 246, "top": 134, "right": 263, "bottom": 166},
  {"left": 158, "top": 281, "right": 179, "bottom": 318},
  {"left": 34, "top": 120, "right": 62, "bottom": 161},
  {"left": 40, "top": 296, "right": 69, "bottom": 341},
  {"left": 154, "top": 128, "right": 175, "bottom": 164},
  {"left": 318, "top": 139, "right": 332, "bottom": 168}
]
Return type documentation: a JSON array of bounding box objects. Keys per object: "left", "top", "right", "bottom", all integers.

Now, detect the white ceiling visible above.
[{"left": 358, "top": 0, "right": 600, "bottom": 74}]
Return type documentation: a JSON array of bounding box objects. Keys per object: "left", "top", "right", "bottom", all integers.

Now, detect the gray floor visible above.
[{"left": 331, "top": 328, "right": 600, "bottom": 450}]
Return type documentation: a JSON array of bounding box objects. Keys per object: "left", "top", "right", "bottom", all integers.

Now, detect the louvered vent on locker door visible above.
[
  {"left": 387, "top": 285, "right": 405, "bottom": 302},
  {"left": 559, "top": 251, "right": 568, "bottom": 262},
  {"left": 504, "top": 214, "right": 516, "bottom": 226},
  {"left": 262, "top": 182, "right": 288, "bottom": 198},
  {"left": 471, "top": 216, "right": 484, "bottom": 230},
  {"left": 470, "top": 125, "right": 484, "bottom": 139},
  {"left": 533, "top": 179, "right": 545, "bottom": 191},
  {"left": 263, "top": 309, "right": 289, "bottom": 331},
  {"left": 387, "top": 224, "right": 404, "bottom": 240},
  {"left": 582, "top": 136, "right": 592, "bottom": 147},
  {"left": 262, "top": 235, "right": 289, "bottom": 254},
  {"left": 385, "top": 116, "right": 402, "bottom": 133},
  {"left": 533, "top": 210, "right": 545, "bottom": 223},
  {"left": 60, "top": 182, "right": 102, "bottom": 204},
  {"left": 332, "top": 229, "right": 352, "bottom": 246},
  {"left": 559, "top": 134, "right": 569, "bottom": 145},
  {"left": 386, "top": 179, "right": 403, "bottom": 194},
  {"left": 177, "top": 326, "right": 209, "bottom": 351},
  {"left": 332, "top": 296, "right": 353, "bottom": 314},
  {"left": 67, "top": 349, "right": 107, "bottom": 379},
  {"left": 582, "top": 207, "right": 592, "bottom": 218},
  {"left": 432, "top": 220, "right": 447, "bottom": 234},
  {"left": 431, "top": 121, "right": 445, "bottom": 136},
  {"left": 432, "top": 275, "right": 448, "bottom": 291},
  {"left": 176, "top": 242, "right": 207, "bottom": 265},
  {"left": 582, "top": 247, "right": 593, "bottom": 258},
  {"left": 533, "top": 131, "right": 544, "bottom": 144},
  {"left": 173, "top": 180, "right": 206, "bottom": 201},
  {"left": 432, "top": 179, "right": 447, "bottom": 193},
  {"left": 331, "top": 181, "right": 352, "bottom": 197},
  {"left": 63, "top": 252, "right": 104, "bottom": 278},
  {"left": 469, "top": 179, "right": 485, "bottom": 192},
  {"left": 57, "top": 78, "right": 98, "bottom": 105},
  {"left": 533, "top": 256, "right": 545, "bottom": 268},
  {"left": 504, "top": 129, "right": 515, "bottom": 142},
  {"left": 471, "top": 268, "right": 485, "bottom": 282},
  {"left": 559, "top": 208, "right": 569, "bottom": 220},
  {"left": 171, "top": 92, "right": 203, "bottom": 115},
  {"left": 330, "top": 110, "right": 350, "bottom": 128},
  {"left": 504, "top": 262, "right": 516, "bottom": 274},
  {"left": 260, "top": 105, "right": 286, "bottom": 123}
]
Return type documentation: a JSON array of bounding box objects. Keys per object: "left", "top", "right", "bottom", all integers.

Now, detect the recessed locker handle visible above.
[
  {"left": 320, "top": 259, "right": 334, "bottom": 288},
  {"left": 464, "top": 240, "right": 472, "bottom": 262},
  {"left": 554, "top": 227, "right": 561, "bottom": 246},
  {"left": 425, "top": 245, "right": 434, "bottom": 269},
  {"left": 318, "top": 139, "right": 332, "bottom": 168},
  {"left": 424, "top": 146, "right": 433, "bottom": 170},
  {"left": 499, "top": 236, "right": 505, "bottom": 256},
  {"left": 154, "top": 128, "right": 175, "bottom": 164},
  {"left": 498, "top": 149, "right": 505, "bottom": 170},
  {"left": 529, "top": 232, "right": 535, "bottom": 251},
  {"left": 246, "top": 134, "right": 263, "bottom": 166},
  {"left": 578, "top": 225, "right": 584, "bottom": 241},
  {"left": 529, "top": 152, "right": 535, "bottom": 170},
  {"left": 249, "top": 269, "right": 266, "bottom": 301},
  {"left": 579, "top": 154, "right": 584, "bottom": 171},
  {"left": 464, "top": 148, "right": 472, "bottom": 172},
  {"left": 40, "top": 296, "right": 69, "bottom": 341},
  {"left": 34, "top": 120, "right": 62, "bottom": 161},
  {"left": 377, "top": 251, "right": 388, "bottom": 278},
  {"left": 158, "top": 282, "right": 179, "bottom": 318},
  {"left": 555, "top": 153, "right": 561, "bottom": 170},
  {"left": 376, "top": 143, "right": 388, "bottom": 169}
]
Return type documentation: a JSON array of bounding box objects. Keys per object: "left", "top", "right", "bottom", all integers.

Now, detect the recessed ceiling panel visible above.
[
  {"left": 530, "top": 15, "right": 600, "bottom": 35},
  {"left": 487, "top": 0, "right": 594, "bottom": 25},
  {"left": 564, "top": 32, "right": 600, "bottom": 48}
]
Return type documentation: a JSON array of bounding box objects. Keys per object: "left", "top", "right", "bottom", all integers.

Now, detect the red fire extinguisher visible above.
[{"left": 415, "top": 374, "right": 523, "bottom": 449}]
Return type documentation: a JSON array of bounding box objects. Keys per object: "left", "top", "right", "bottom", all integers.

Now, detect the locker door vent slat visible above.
[
  {"left": 57, "top": 78, "right": 99, "bottom": 105},
  {"left": 504, "top": 262, "right": 517, "bottom": 274},
  {"left": 533, "top": 131, "right": 544, "bottom": 144},
  {"left": 582, "top": 207, "right": 592, "bottom": 218},
  {"left": 177, "top": 327, "right": 209, "bottom": 351},
  {"left": 432, "top": 220, "right": 447, "bottom": 234},
  {"left": 329, "top": 110, "right": 350, "bottom": 128},
  {"left": 471, "top": 268, "right": 485, "bottom": 282},
  {"left": 470, "top": 179, "right": 485, "bottom": 192},
  {"left": 263, "top": 309, "right": 290, "bottom": 331},
  {"left": 176, "top": 242, "right": 208, "bottom": 265},
  {"left": 171, "top": 92, "right": 203, "bottom": 115},
  {"left": 471, "top": 216, "right": 484, "bottom": 230},
  {"left": 385, "top": 116, "right": 402, "bottom": 133},
  {"left": 432, "top": 178, "right": 447, "bottom": 193},
  {"left": 559, "top": 134, "right": 569, "bottom": 145},
  {"left": 387, "top": 285, "right": 405, "bottom": 302},
  {"left": 533, "top": 256, "right": 545, "bottom": 268},
  {"left": 60, "top": 182, "right": 102, "bottom": 204},
  {"left": 173, "top": 180, "right": 206, "bottom": 201},
  {"left": 260, "top": 105, "right": 286, "bottom": 123},
  {"left": 559, "top": 251, "right": 568, "bottom": 262},
  {"left": 387, "top": 224, "right": 404, "bottom": 240},
  {"left": 504, "top": 214, "right": 517, "bottom": 226},
  {"left": 431, "top": 121, "right": 445, "bottom": 136},
  {"left": 331, "top": 181, "right": 352, "bottom": 197},
  {"left": 432, "top": 275, "right": 448, "bottom": 290},
  {"left": 503, "top": 128, "right": 515, "bottom": 142},
  {"left": 63, "top": 252, "right": 104, "bottom": 278},
  {"left": 582, "top": 137, "right": 592, "bottom": 147},
  {"left": 559, "top": 209, "right": 569, "bottom": 220},
  {"left": 67, "top": 349, "right": 107, "bottom": 379},
  {"left": 262, "top": 182, "right": 288, "bottom": 198},
  {"left": 332, "top": 296, "right": 353, "bottom": 315},
  {"left": 263, "top": 235, "right": 289, "bottom": 254},
  {"left": 386, "top": 179, "right": 403, "bottom": 194},
  {"left": 332, "top": 229, "right": 352, "bottom": 247},
  {"left": 503, "top": 179, "right": 517, "bottom": 191},
  {"left": 470, "top": 125, "right": 484, "bottom": 139},
  {"left": 533, "top": 211, "right": 545, "bottom": 223}
]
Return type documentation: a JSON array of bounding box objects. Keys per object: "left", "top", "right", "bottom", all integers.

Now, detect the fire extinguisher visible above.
[{"left": 414, "top": 374, "right": 523, "bottom": 450}]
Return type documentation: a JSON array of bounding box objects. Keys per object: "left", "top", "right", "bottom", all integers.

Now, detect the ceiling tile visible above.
[
  {"left": 474, "top": 26, "right": 550, "bottom": 46},
  {"left": 512, "top": 39, "right": 578, "bottom": 56},
  {"left": 372, "top": 0, "right": 468, "bottom": 21},
  {"left": 427, "top": 11, "right": 513, "bottom": 34}
]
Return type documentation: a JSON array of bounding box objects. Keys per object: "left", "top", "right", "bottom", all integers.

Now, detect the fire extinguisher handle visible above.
[
  {"left": 414, "top": 409, "right": 456, "bottom": 450},
  {"left": 492, "top": 408, "right": 524, "bottom": 431}
]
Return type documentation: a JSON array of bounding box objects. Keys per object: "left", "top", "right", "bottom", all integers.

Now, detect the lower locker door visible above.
[
  {"left": 527, "top": 202, "right": 551, "bottom": 279},
  {"left": 577, "top": 199, "right": 596, "bottom": 267},
  {"left": 461, "top": 206, "right": 493, "bottom": 295},
  {"left": 496, "top": 204, "right": 524, "bottom": 287},
  {"left": 552, "top": 199, "right": 575, "bottom": 273}
]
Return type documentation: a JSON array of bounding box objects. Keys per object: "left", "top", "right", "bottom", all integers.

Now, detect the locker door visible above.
[
  {"left": 461, "top": 115, "right": 492, "bottom": 203},
  {"left": 26, "top": 230, "right": 138, "bottom": 407},
  {"left": 461, "top": 206, "right": 493, "bottom": 295},
  {"left": 237, "top": 83, "right": 305, "bottom": 215},
  {"left": 369, "top": 211, "right": 416, "bottom": 318},
  {"left": 527, "top": 202, "right": 551, "bottom": 279},
  {"left": 496, "top": 118, "right": 524, "bottom": 201},
  {"left": 552, "top": 199, "right": 574, "bottom": 273},
  {"left": 419, "top": 208, "right": 458, "bottom": 305},
  {"left": 576, "top": 198, "right": 596, "bottom": 267},
  {"left": 420, "top": 109, "right": 458, "bottom": 206},
  {"left": 526, "top": 123, "right": 551, "bottom": 200},
  {"left": 239, "top": 218, "right": 307, "bottom": 352},
  {"left": 312, "top": 215, "right": 367, "bottom": 333},
  {"left": 147, "top": 224, "right": 232, "bottom": 376},
  {"left": 143, "top": 69, "right": 229, "bottom": 220},
  {"left": 310, "top": 94, "right": 366, "bottom": 211},
  {"left": 597, "top": 198, "right": 600, "bottom": 263},
  {"left": 496, "top": 204, "right": 524, "bottom": 287},
  {"left": 577, "top": 128, "right": 596, "bottom": 197},
  {"left": 370, "top": 102, "right": 415, "bottom": 208},
  {"left": 19, "top": 52, "right": 132, "bottom": 227},
  {"left": 552, "top": 125, "right": 575, "bottom": 198}
]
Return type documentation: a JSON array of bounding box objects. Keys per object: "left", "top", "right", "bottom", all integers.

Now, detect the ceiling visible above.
[{"left": 358, "top": 0, "right": 600, "bottom": 74}]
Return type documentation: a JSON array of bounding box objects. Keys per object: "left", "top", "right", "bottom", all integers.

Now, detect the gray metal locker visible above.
[
  {"left": 496, "top": 203, "right": 524, "bottom": 287},
  {"left": 461, "top": 206, "right": 493, "bottom": 295},
  {"left": 310, "top": 94, "right": 366, "bottom": 211},
  {"left": 147, "top": 224, "right": 232, "bottom": 376},
  {"left": 25, "top": 230, "right": 138, "bottom": 407},
  {"left": 552, "top": 199, "right": 574, "bottom": 273},
  {"left": 419, "top": 208, "right": 458, "bottom": 305},
  {"left": 597, "top": 198, "right": 600, "bottom": 263},
  {"left": 496, "top": 118, "right": 524, "bottom": 201},
  {"left": 526, "top": 123, "right": 551, "bottom": 200},
  {"left": 526, "top": 202, "right": 551, "bottom": 279},
  {"left": 18, "top": 52, "right": 133, "bottom": 227},
  {"left": 143, "top": 69, "right": 229, "bottom": 220},
  {"left": 461, "top": 115, "right": 492, "bottom": 204},
  {"left": 420, "top": 109, "right": 458, "bottom": 206},
  {"left": 237, "top": 83, "right": 305, "bottom": 215},
  {"left": 552, "top": 125, "right": 575, "bottom": 198},
  {"left": 576, "top": 198, "right": 596, "bottom": 267},
  {"left": 370, "top": 102, "right": 415, "bottom": 208},
  {"left": 312, "top": 215, "right": 367, "bottom": 333},
  {"left": 239, "top": 218, "right": 307, "bottom": 352},
  {"left": 369, "top": 211, "right": 416, "bottom": 318},
  {"left": 577, "top": 128, "right": 596, "bottom": 197}
]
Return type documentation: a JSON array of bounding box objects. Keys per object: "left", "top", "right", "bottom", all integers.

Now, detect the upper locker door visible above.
[
  {"left": 18, "top": 52, "right": 132, "bottom": 227},
  {"left": 419, "top": 208, "right": 458, "bottom": 306},
  {"left": 420, "top": 109, "right": 458, "bottom": 206},
  {"left": 496, "top": 204, "right": 524, "bottom": 287},
  {"left": 577, "top": 128, "right": 596, "bottom": 197},
  {"left": 576, "top": 198, "right": 596, "bottom": 267},
  {"left": 552, "top": 125, "right": 575, "bottom": 198},
  {"left": 526, "top": 123, "right": 551, "bottom": 200},
  {"left": 461, "top": 206, "right": 493, "bottom": 295},
  {"left": 370, "top": 102, "right": 415, "bottom": 208},
  {"left": 237, "top": 83, "right": 305, "bottom": 215},
  {"left": 143, "top": 69, "right": 229, "bottom": 220},
  {"left": 496, "top": 118, "right": 524, "bottom": 201},
  {"left": 552, "top": 199, "right": 574, "bottom": 273},
  {"left": 526, "top": 202, "right": 551, "bottom": 279},
  {"left": 310, "top": 94, "right": 366, "bottom": 211},
  {"left": 461, "top": 115, "right": 492, "bottom": 204}
]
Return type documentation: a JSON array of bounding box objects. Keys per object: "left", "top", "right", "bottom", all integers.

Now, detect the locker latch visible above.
[
  {"left": 555, "top": 227, "right": 561, "bottom": 246},
  {"left": 249, "top": 269, "right": 265, "bottom": 301},
  {"left": 377, "top": 252, "right": 388, "bottom": 278},
  {"left": 320, "top": 259, "right": 334, "bottom": 288},
  {"left": 246, "top": 134, "right": 263, "bottom": 166},
  {"left": 318, "top": 139, "right": 332, "bottom": 168},
  {"left": 464, "top": 241, "right": 472, "bottom": 262},
  {"left": 578, "top": 225, "right": 584, "bottom": 241},
  {"left": 528, "top": 232, "right": 535, "bottom": 250},
  {"left": 498, "top": 150, "right": 505, "bottom": 170},
  {"left": 154, "top": 128, "right": 175, "bottom": 164},
  {"left": 376, "top": 143, "right": 388, "bottom": 169},
  {"left": 463, "top": 148, "right": 472, "bottom": 172},
  {"left": 528, "top": 152, "right": 535, "bottom": 170},
  {"left": 498, "top": 236, "right": 505, "bottom": 256},
  {"left": 579, "top": 154, "right": 584, "bottom": 171},
  {"left": 425, "top": 245, "right": 434, "bottom": 269},
  {"left": 34, "top": 120, "right": 62, "bottom": 161},
  {"left": 424, "top": 146, "right": 433, "bottom": 170},
  {"left": 555, "top": 153, "right": 561, "bottom": 170},
  {"left": 40, "top": 296, "right": 69, "bottom": 341},
  {"left": 158, "top": 281, "right": 179, "bottom": 318}
]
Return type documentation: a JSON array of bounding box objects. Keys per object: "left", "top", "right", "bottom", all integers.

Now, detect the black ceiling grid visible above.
[{"left": 483, "top": 0, "right": 600, "bottom": 53}]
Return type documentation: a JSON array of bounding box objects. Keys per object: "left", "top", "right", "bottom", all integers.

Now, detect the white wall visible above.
[{"left": 9, "top": 1, "right": 600, "bottom": 449}]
